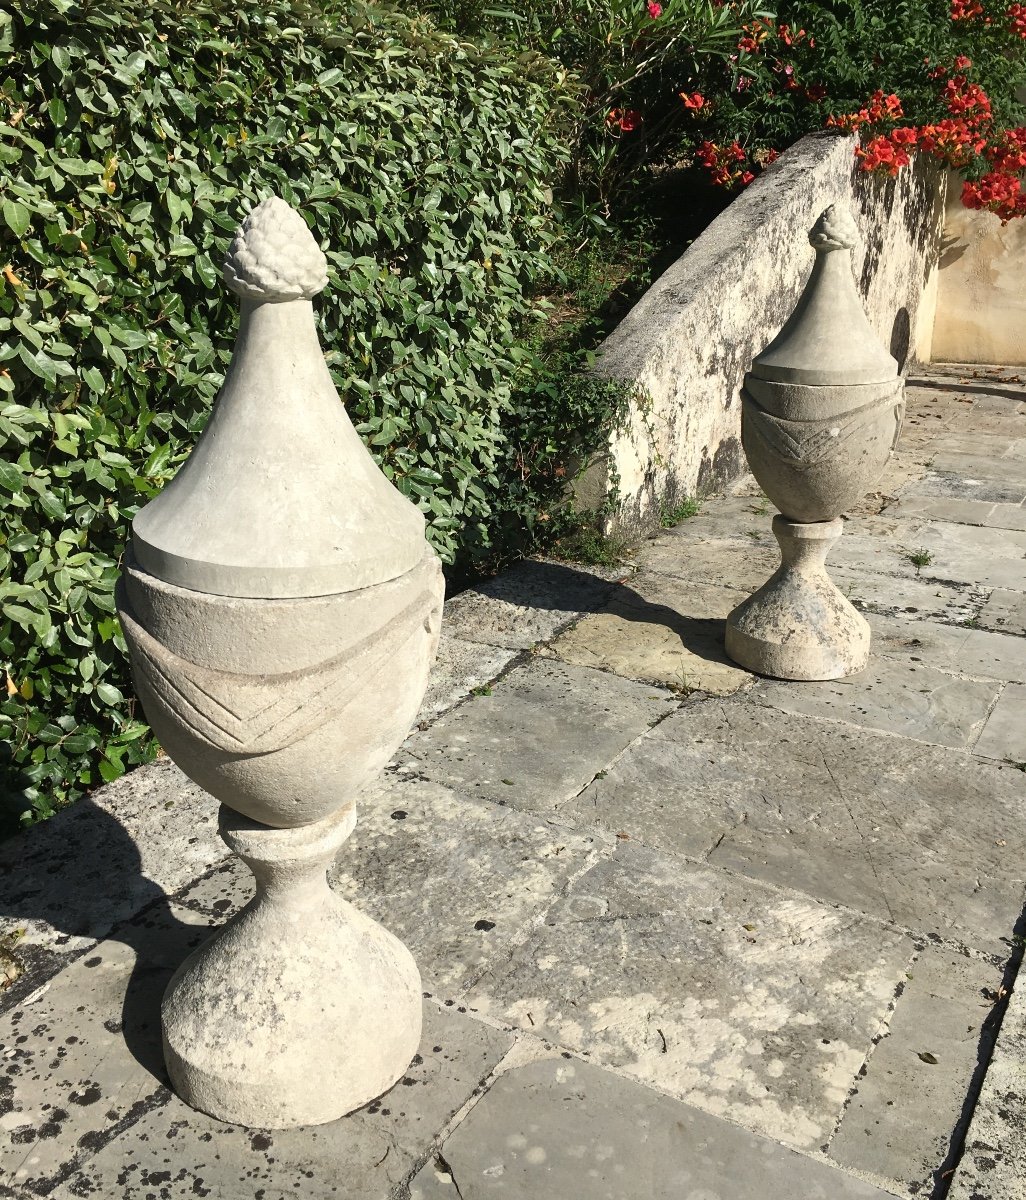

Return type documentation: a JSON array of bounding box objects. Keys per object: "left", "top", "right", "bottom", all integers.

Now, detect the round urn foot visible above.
[
  {"left": 162, "top": 805, "right": 422, "bottom": 1128},
  {"left": 725, "top": 516, "right": 870, "bottom": 681}
]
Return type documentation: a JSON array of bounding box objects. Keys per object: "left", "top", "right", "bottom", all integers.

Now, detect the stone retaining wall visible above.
[
  {"left": 579, "top": 131, "right": 946, "bottom": 537},
  {"left": 930, "top": 169, "right": 1026, "bottom": 366}
]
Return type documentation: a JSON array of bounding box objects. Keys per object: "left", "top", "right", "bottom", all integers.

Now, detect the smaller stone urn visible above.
[
  {"left": 116, "top": 197, "right": 444, "bottom": 1127},
  {"left": 724, "top": 205, "right": 904, "bottom": 681}
]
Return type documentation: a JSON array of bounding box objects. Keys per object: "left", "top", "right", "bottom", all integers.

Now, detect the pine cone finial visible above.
[{"left": 223, "top": 196, "right": 329, "bottom": 302}]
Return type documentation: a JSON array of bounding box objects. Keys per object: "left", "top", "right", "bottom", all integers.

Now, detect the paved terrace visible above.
[{"left": 1, "top": 365, "right": 1025, "bottom": 1200}]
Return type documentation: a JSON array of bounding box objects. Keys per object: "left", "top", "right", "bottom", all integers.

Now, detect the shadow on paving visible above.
[
  {"left": 0, "top": 800, "right": 201, "bottom": 1086},
  {"left": 471, "top": 557, "right": 740, "bottom": 675},
  {"left": 905, "top": 374, "right": 1026, "bottom": 401}
]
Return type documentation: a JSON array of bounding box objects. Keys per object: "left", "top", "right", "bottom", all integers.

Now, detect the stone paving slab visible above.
[
  {"left": 903, "top": 467, "right": 1026, "bottom": 505},
  {"left": 825, "top": 518, "right": 1026, "bottom": 593},
  {"left": 972, "top": 682, "right": 1026, "bottom": 763},
  {"left": 175, "top": 777, "right": 604, "bottom": 999},
  {"left": 331, "top": 778, "right": 603, "bottom": 997},
  {"left": 441, "top": 559, "right": 624, "bottom": 650},
  {"left": 630, "top": 534, "right": 780, "bottom": 598},
  {"left": 545, "top": 571, "right": 755, "bottom": 696},
  {"left": 752, "top": 656, "right": 1000, "bottom": 751},
  {"left": 984, "top": 500, "right": 1026, "bottom": 531},
  {"left": 927, "top": 451, "right": 1026, "bottom": 492},
  {"left": 409, "top": 1056, "right": 899, "bottom": 1200},
  {"left": 889, "top": 522, "right": 1026, "bottom": 592},
  {"left": 401, "top": 657, "right": 677, "bottom": 813},
  {"left": 828, "top": 947, "right": 1007, "bottom": 1194},
  {"left": 891, "top": 494, "right": 1009, "bottom": 527},
  {"left": 832, "top": 565, "right": 985, "bottom": 625},
  {"left": 977, "top": 586, "right": 1026, "bottom": 636},
  {"left": 466, "top": 839, "right": 915, "bottom": 1152},
  {"left": 0, "top": 903, "right": 211, "bottom": 1194},
  {"left": 419, "top": 634, "right": 519, "bottom": 722},
  {"left": 563, "top": 698, "right": 1026, "bottom": 954},
  {"left": 948, "top": 971, "right": 1026, "bottom": 1200},
  {"left": 0, "top": 760, "right": 223, "bottom": 961},
  {"left": 867, "top": 612, "right": 1026, "bottom": 683},
  {"left": 50, "top": 1003, "right": 513, "bottom": 1200}
]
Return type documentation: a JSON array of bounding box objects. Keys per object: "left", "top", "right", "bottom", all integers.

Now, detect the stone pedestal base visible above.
[
  {"left": 725, "top": 516, "right": 869, "bottom": 681},
  {"left": 162, "top": 804, "right": 421, "bottom": 1129}
]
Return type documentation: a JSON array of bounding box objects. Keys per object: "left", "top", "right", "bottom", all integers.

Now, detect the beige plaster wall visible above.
[
  {"left": 580, "top": 133, "right": 946, "bottom": 538},
  {"left": 932, "top": 178, "right": 1026, "bottom": 365}
]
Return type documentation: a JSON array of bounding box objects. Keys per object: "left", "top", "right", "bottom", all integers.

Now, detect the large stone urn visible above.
[
  {"left": 116, "top": 197, "right": 444, "bottom": 1127},
  {"left": 724, "top": 205, "right": 904, "bottom": 681}
]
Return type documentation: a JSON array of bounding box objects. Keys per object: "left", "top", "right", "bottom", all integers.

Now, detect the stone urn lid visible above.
[
  {"left": 748, "top": 205, "right": 898, "bottom": 387},
  {"left": 131, "top": 197, "right": 427, "bottom": 599}
]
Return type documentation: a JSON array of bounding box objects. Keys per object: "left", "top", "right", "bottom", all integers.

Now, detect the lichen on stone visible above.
[{"left": 223, "top": 196, "right": 328, "bottom": 302}]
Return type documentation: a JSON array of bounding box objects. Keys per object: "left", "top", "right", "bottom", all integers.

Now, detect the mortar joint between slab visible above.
[
  {"left": 824, "top": 941, "right": 920, "bottom": 1152},
  {"left": 528, "top": 784, "right": 1007, "bottom": 962},
  {"left": 967, "top": 677, "right": 1009, "bottom": 756},
  {"left": 560, "top": 700, "right": 687, "bottom": 811},
  {"left": 930, "top": 933, "right": 1025, "bottom": 1198},
  {"left": 394, "top": 1021, "right": 536, "bottom": 1199}
]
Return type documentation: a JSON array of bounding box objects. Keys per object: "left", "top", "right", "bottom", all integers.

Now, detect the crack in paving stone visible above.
[{"left": 432, "top": 1151, "right": 465, "bottom": 1199}]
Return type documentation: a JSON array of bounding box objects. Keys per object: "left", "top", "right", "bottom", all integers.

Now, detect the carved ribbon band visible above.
[{"left": 120, "top": 588, "right": 437, "bottom": 756}]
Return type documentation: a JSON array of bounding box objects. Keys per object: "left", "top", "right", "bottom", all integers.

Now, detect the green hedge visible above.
[{"left": 0, "top": 0, "right": 571, "bottom": 831}]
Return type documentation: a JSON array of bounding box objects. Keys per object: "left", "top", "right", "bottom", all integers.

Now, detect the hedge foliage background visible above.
[{"left": 0, "top": 0, "right": 576, "bottom": 832}]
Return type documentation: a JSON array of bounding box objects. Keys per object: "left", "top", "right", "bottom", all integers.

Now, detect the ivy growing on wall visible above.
[{"left": 0, "top": 0, "right": 572, "bottom": 830}]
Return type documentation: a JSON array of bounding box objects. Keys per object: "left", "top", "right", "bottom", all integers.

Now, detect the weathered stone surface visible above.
[
  {"left": 903, "top": 467, "right": 1025, "bottom": 505},
  {"left": 749, "top": 206, "right": 898, "bottom": 389},
  {"left": 829, "top": 947, "right": 1008, "bottom": 1193},
  {"left": 401, "top": 658, "right": 677, "bottom": 813},
  {"left": 926, "top": 450, "right": 1026, "bottom": 492},
  {"left": 417, "top": 634, "right": 519, "bottom": 722},
  {"left": 977, "top": 586, "right": 1026, "bottom": 636},
  {"left": 985, "top": 501, "right": 1026, "bottom": 531},
  {"left": 826, "top": 527, "right": 932, "bottom": 578},
  {"left": 467, "top": 840, "right": 914, "bottom": 1150},
  {"left": 832, "top": 564, "right": 985, "bottom": 625},
  {"left": 867, "top": 612, "right": 1026, "bottom": 683},
  {"left": 442, "top": 558, "right": 625, "bottom": 650},
  {"left": 563, "top": 699, "right": 1026, "bottom": 953},
  {"left": 837, "top": 521, "right": 1026, "bottom": 591},
  {"left": 740, "top": 378, "right": 902, "bottom": 524},
  {"left": 546, "top": 571, "right": 754, "bottom": 695},
  {"left": 726, "top": 518, "right": 871, "bottom": 681},
  {"left": 120, "top": 549, "right": 444, "bottom": 829},
  {"left": 177, "top": 778, "right": 604, "bottom": 999},
  {"left": 132, "top": 196, "right": 426, "bottom": 599},
  {"left": 892, "top": 494, "right": 1005, "bottom": 526},
  {"left": 0, "top": 903, "right": 211, "bottom": 1194},
  {"left": 409, "top": 1057, "right": 898, "bottom": 1200},
  {"left": 162, "top": 806, "right": 424, "bottom": 1130},
  {"left": 50, "top": 1004, "right": 513, "bottom": 1200},
  {"left": 752, "top": 656, "right": 1000, "bottom": 750},
  {"left": 947, "top": 973, "right": 1026, "bottom": 1200},
  {"left": 973, "top": 682, "right": 1026, "bottom": 763},
  {"left": 633, "top": 533, "right": 779, "bottom": 595},
  {"left": 0, "top": 760, "right": 221, "bottom": 961},
  {"left": 333, "top": 779, "right": 603, "bottom": 996}
]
